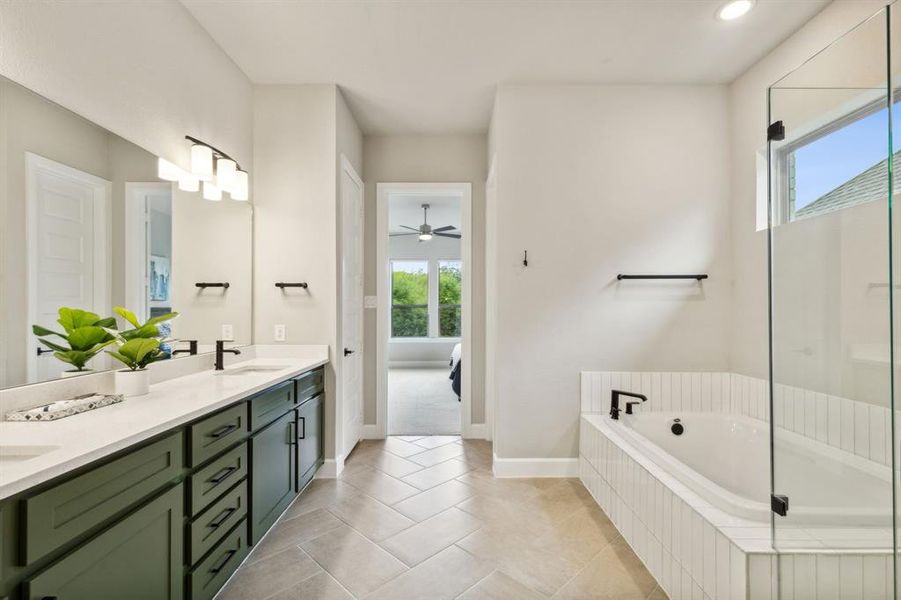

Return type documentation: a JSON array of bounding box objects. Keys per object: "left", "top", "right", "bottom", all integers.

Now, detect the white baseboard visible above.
[
  {"left": 466, "top": 423, "right": 488, "bottom": 440},
  {"left": 388, "top": 361, "right": 450, "bottom": 369},
  {"left": 362, "top": 424, "right": 382, "bottom": 439},
  {"left": 316, "top": 453, "right": 345, "bottom": 478},
  {"left": 492, "top": 453, "right": 579, "bottom": 478}
]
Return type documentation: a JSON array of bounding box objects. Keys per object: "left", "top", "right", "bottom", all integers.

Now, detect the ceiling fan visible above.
[{"left": 390, "top": 204, "right": 461, "bottom": 241}]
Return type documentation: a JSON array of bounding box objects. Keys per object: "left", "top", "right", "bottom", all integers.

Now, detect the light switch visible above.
[
  {"left": 274, "top": 324, "right": 286, "bottom": 342},
  {"left": 221, "top": 324, "right": 234, "bottom": 341},
  {"left": 364, "top": 296, "right": 378, "bottom": 309}
]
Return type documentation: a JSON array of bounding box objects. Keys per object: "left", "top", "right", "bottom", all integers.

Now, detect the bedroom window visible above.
[
  {"left": 391, "top": 260, "right": 428, "bottom": 337},
  {"left": 438, "top": 260, "right": 462, "bottom": 337}
]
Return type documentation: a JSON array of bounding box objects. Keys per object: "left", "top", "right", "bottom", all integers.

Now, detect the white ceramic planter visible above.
[{"left": 115, "top": 369, "right": 150, "bottom": 397}]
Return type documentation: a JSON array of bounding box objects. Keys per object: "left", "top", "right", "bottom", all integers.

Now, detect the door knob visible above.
[{"left": 344, "top": 348, "right": 354, "bottom": 356}]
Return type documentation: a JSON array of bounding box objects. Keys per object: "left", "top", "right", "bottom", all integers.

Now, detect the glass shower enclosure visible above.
[{"left": 767, "top": 3, "right": 900, "bottom": 597}]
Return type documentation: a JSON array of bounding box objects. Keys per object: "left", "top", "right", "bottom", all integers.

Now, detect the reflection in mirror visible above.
[{"left": 0, "top": 76, "right": 252, "bottom": 389}]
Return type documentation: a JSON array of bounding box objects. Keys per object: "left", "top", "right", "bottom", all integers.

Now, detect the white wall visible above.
[
  {"left": 728, "top": 0, "right": 887, "bottom": 383},
  {"left": 253, "top": 85, "right": 362, "bottom": 462},
  {"left": 488, "top": 84, "right": 731, "bottom": 460},
  {"left": 363, "top": 135, "right": 487, "bottom": 425},
  {"left": 0, "top": 0, "right": 253, "bottom": 170}
]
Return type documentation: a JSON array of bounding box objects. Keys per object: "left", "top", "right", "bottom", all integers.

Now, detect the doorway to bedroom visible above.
[{"left": 377, "top": 184, "right": 470, "bottom": 437}]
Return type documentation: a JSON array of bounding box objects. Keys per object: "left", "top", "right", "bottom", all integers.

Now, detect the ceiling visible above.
[
  {"left": 182, "top": 0, "right": 829, "bottom": 135},
  {"left": 389, "top": 194, "right": 461, "bottom": 233}
]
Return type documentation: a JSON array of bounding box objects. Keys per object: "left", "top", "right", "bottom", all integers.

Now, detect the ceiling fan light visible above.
[{"left": 419, "top": 233, "right": 433, "bottom": 241}]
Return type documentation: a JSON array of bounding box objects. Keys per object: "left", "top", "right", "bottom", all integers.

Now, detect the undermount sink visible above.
[
  {"left": 216, "top": 365, "right": 290, "bottom": 376},
  {"left": 0, "top": 445, "right": 60, "bottom": 464}
]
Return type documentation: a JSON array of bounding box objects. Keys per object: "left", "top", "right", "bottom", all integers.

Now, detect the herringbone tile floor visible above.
[{"left": 221, "top": 436, "right": 666, "bottom": 599}]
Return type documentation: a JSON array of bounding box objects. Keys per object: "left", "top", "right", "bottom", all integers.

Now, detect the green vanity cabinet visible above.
[
  {"left": 249, "top": 410, "right": 296, "bottom": 544},
  {"left": 297, "top": 392, "right": 324, "bottom": 492},
  {"left": 24, "top": 484, "right": 184, "bottom": 600}
]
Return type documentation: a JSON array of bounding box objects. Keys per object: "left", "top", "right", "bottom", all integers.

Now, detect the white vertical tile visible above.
[
  {"left": 793, "top": 554, "right": 816, "bottom": 599},
  {"left": 673, "top": 373, "right": 684, "bottom": 412},
  {"left": 742, "top": 377, "right": 751, "bottom": 416},
  {"left": 691, "top": 373, "right": 702, "bottom": 412},
  {"left": 816, "top": 555, "right": 839, "bottom": 600},
  {"left": 682, "top": 375, "right": 692, "bottom": 412},
  {"left": 827, "top": 395, "right": 841, "bottom": 448},
  {"left": 804, "top": 390, "right": 817, "bottom": 439},
  {"left": 651, "top": 372, "right": 662, "bottom": 412},
  {"left": 841, "top": 398, "right": 855, "bottom": 453},
  {"left": 681, "top": 500, "right": 693, "bottom": 568},
  {"left": 662, "top": 372, "right": 672, "bottom": 412},
  {"left": 715, "top": 533, "right": 730, "bottom": 600},
  {"left": 862, "top": 554, "right": 889, "bottom": 600},
  {"left": 854, "top": 402, "right": 869, "bottom": 458},
  {"left": 793, "top": 388, "right": 805, "bottom": 435},
  {"left": 778, "top": 554, "right": 794, "bottom": 600},
  {"left": 701, "top": 373, "right": 711, "bottom": 412},
  {"left": 640, "top": 372, "right": 652, "bottom": 398},
  {"left": 691, "top": 510, "right": 703, "bottom": 583},
  {"left": 838, "top": 554, "right": 863, "bottom": 600},
  {"left": 682, "top": 568, "right": 693, "bottom": 600},
  {"left": 671, "top": 555, "right": 683, "bottom": 600},
  {"left": 774, "top": 384, "right": 784, "bottom": 428},
  {"left": 692, "top": 580, "right": 703, "bottom": 600},
  {"left": 782, "top": 386, "right": 794, "bottom": 432},
  {"left": 815, "top": 393, "right": 828, "bottom": 442},
  {"left": 702, "top": 522, "right": 716, "bottom": 595},
  {"left": 869, "top": 405, "right": 886, "bottom": 464},
  {"left": 730, "top": 544, "right": 746, "bottom": 600},
  {"left": 722, "top": 374, "right": 731, "bottom": 414},
  {"left": 662, "top": 487, "right": 673, "bottom": 552},
  {"left": 748, "top": 554, "right": 772, "bottom": 600}
]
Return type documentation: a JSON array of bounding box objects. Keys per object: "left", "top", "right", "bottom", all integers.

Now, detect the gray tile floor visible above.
[
  {"left": 388, "top": 368, "right": 461, "bottom": 436},
  {"left": 220, "top": 436, "right": 666, "bottom": 599}
]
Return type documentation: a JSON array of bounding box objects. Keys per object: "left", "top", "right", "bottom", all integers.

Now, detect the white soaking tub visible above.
[{"left": 616, "top": 412, "right": 892, "bottom": 525}]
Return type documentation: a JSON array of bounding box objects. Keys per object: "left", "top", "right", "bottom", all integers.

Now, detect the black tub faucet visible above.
[
  {"left": 215, "top": 340, "right": 241, "bottom": 371},
  {"left": 610, "top": 390, "right": 647, "bottom": 420}
]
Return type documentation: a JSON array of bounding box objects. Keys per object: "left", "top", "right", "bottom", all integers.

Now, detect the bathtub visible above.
[{"left": 614, "top": 411, "right": 892, "bottom": 525}]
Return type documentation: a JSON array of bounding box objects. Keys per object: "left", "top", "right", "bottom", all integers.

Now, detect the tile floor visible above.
[
  {"left": 388, "top": 368, "right": 461, "bottom": 435},
  {"left": 221, "top": 436, "right": 666, "bottom": 599}
]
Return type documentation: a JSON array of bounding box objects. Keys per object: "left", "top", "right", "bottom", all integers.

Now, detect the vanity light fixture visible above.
[
  {"left": 202, "top": 180, "right": 222, "bottom": 201},
  {"left": 716, "top": 0, "right": 754, "bottom": 21},
  {"left": 178, "top": 172, "right": 200, "bottom": 192},
  {"left": 216, "top": 157, "right": 237, "bottom": 191},
  {"left": 190, "top": 143, "right": 214, "bottom": 181},
  {"left": 232, "top": 169, "right": 249, "bottom": 201}
]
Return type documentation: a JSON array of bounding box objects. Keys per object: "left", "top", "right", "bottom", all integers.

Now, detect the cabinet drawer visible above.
[
  {"left": 190, "top": 443, "right": 247, "bottom": 516},
  {"left": 23, "top": 432, "right": 183, "bottom": 565},
  {"left": 189, "top": 519, "right": 249, "bottom": 600},
  {"left": 188, "top": 481, "right": 247, "bottom": 566},
  {"left": 25, "top": 484, "right": 183, "bottom": 600},
  {"left": 296, "top": 367, "right": 324, "bottom": 403},
  {"left": 249, "top": 380, "right": 295, "bottom": 431},
  {"left": 189, "top": 403, "right": 248, "bottom": 467}
]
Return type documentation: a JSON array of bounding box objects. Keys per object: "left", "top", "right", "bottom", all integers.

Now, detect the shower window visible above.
[{"left": 773, "top": 97, "right": 901, "bottom": 224}]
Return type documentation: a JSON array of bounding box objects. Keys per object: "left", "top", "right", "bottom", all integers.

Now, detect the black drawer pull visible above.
[
  {"left": 209, "top": 507, "right": 237, "bottom": 529},
  {"left": 298, "top": 416, "right": 306, "bottom": 440},
  {"left": 210, "top": 549, "right": 237, "bottom": 574},
  {"left": 209, "top": 466, "right": 238, "bottom": 485},
  {"left": 209, "top": 423, "right": 239, "bottom": 439}
]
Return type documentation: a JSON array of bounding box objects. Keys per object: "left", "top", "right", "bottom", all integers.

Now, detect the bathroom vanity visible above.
[{"left": 0, "top": 355, "right": 326, "bottom": 600}]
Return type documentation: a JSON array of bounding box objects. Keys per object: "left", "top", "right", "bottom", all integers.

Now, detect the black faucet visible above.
[
  {"left": 172, "top": 340, "right": 198, "bottom": 356},
  {"left": 215, "top": 340, "right": 241, "bottom": 371},
  {"left": 610, "top": 389, "right": 647, "bottom": 420}
]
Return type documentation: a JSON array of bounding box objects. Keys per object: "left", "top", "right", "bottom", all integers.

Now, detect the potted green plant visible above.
[
  {"left": 32, "top": 308, "right": 117, "bottom": 377},
  {"left": 106, "top": 307, "right": 178, "bottom": 397}
]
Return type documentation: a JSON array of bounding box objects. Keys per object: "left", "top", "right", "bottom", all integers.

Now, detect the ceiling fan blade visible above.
[
  {"left": 432, "top": 226, "right": 456, "bottom": 233},
  {"left": 400, "top": 225, "right": 420, "bottom": 232},
  {"left": 434, "top": 232, "right": 461, "bottom": 239},
  {"left": 389, "top": 232, "right": 419, "bottom": 237}
]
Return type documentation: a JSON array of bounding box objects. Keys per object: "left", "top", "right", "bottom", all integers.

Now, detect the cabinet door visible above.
[
  {"left": 25, "top": 485, "right": 183, "bottom": 600},
  {"left": 249, "top": 411, "right": 296, "bottom": 544},
  {"left": 296, "top": 393, "right": 324, "bottom": 492}
]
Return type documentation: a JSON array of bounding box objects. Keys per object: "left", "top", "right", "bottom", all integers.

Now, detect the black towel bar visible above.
[
  {"left": 275, "top": 282, "right": 309, "bottom": 289},
  {"left": 195, "top": 282, "right": 230, "bottom": 289},
  {"left": 616, "top": 274, "right": 708, "bottom": 281}
]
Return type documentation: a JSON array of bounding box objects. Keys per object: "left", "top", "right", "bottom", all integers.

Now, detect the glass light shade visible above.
[
  {"left": 231, "top": 170, "right": 249, "bottom": 201},
  {"left": 157, "top": 158, "right": 181, "bottom": 182},
  {"left": 191, "top": 144, "right": 214, "bottom": 181},
  {"left": 178, "top": 172, "right": 200, "bottom": 192},
  {"left": 202, "top": 180, "right": 222, "bottom": 201},
  {"left": 216, "top": 158, "right": 237, "bottom": 191},
  {"left": 419, "top": 233, "right": 433, "bottom": 241}
]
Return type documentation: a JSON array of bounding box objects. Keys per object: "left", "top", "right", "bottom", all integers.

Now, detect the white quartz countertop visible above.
[{"left": 0, "top": 348, "right": 328, "bottom": 500}]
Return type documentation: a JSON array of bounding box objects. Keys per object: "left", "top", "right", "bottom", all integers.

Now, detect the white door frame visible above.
[
  {"left": 484, "top": 156, "right": 497, "bottom": 443},
  {"left": 25, "top": 152, "right": 111, "bottom": 381},
  {"left": 125, "top": 182, "right": 173, "bottom": 320},
  {"left": 339, "top": 154, "right": 365, "bottom": 461},
  {"left": 376, "top": 182, "right": 473, "bottom": 438}
]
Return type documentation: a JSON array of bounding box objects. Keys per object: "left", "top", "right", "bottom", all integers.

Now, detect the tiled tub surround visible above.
[
  {"left": 0, "top": 344, "right": 328, "bottom": 499},
  {"left": 579, "top": 371, "right": 895, "bottom": 600}
]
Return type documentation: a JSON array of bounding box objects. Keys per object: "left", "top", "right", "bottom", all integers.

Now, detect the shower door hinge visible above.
[
  {"left": 767, "top": 121, "right": 785, "bottom": 141},
  {"left": 771, "top": 494, "right": 789, "bottom": 517}
]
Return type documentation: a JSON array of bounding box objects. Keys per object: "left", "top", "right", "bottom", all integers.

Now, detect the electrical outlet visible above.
[
  {"left": 221, "top": 324, "right": 234, "bottom": 341},
  {"left": 274, "top": 324, "right": 286, "bottom": 342}
]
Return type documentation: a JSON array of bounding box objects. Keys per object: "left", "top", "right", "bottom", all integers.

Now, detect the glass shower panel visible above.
[{"left": 768, "top": 7, "right": 894, "bottom": 555}]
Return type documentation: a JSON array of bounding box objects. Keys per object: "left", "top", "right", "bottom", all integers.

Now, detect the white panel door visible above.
[
  {"left": 27, "top": 154, "right": 110, "bottom": 381},
  {"left": 340, "top": 158, "right": 364, "bottom": 455}
]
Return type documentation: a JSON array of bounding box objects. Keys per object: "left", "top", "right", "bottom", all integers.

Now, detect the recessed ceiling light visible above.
[{"left": 717, "top": 0, "right": 754, "bottom": 21}]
